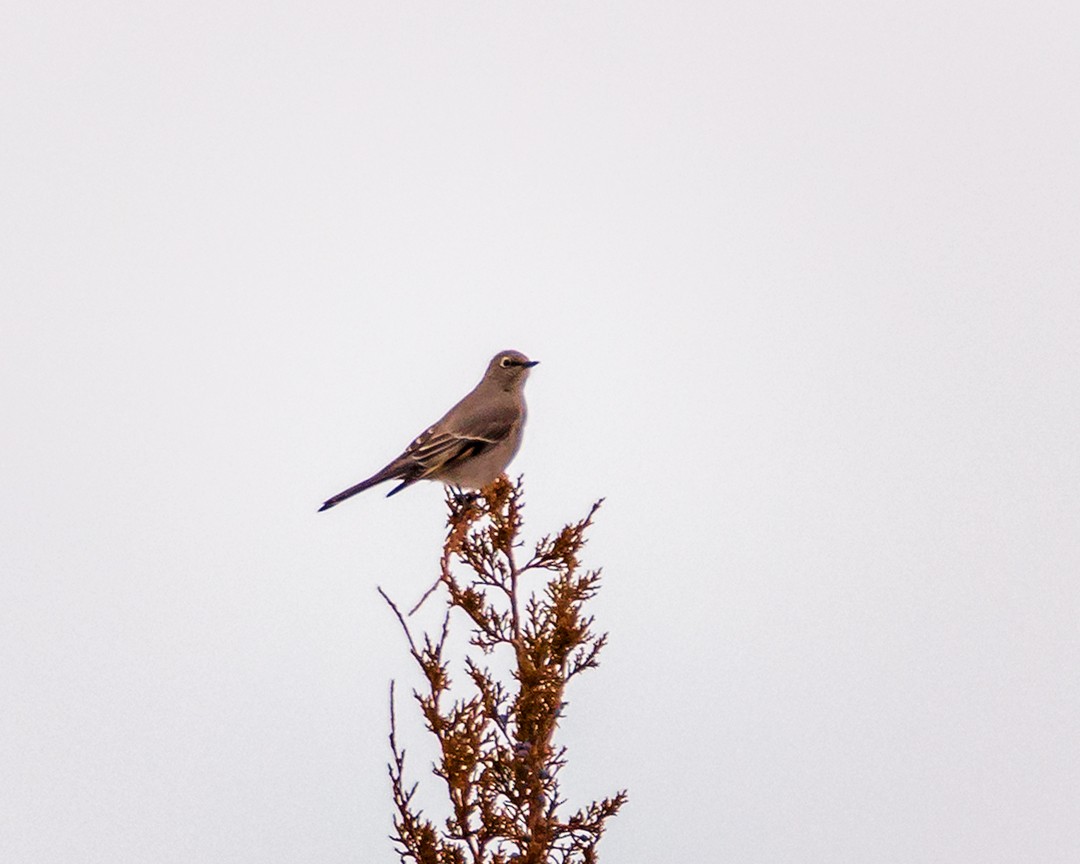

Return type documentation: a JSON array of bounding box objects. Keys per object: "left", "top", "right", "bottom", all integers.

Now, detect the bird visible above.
[{"left": 318, "top": 350, "right": 538, "bottom": 511}]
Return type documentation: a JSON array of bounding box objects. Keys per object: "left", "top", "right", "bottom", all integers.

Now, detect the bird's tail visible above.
[
  {"left": 317, "top": 473, "right": 388, "bottom": 511},
  {"left": 317, "top": 460, "right": 423, "bottom": 510}
]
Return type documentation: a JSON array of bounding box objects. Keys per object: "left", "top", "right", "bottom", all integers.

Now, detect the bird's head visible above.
[{"left": 486, "top": 350, "right": 539, "bottom": 389}]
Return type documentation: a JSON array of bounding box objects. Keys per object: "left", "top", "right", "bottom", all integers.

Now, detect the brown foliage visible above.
[{"left": 380, "top": 476, "right": 626, "bottom": 864}]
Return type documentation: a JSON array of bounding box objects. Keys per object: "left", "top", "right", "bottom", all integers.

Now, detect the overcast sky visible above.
[{"left": 3, "top": 2, "right": 1078, "bottom": 862}]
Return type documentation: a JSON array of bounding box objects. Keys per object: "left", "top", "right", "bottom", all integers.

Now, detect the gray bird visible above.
[{"left": 318, "top": 350, "right": 538, "bottom": 510}]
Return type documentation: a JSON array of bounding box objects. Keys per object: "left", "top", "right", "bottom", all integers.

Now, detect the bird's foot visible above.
[{"left": 448, "top": 485, "right": 481, "bottom": 507}]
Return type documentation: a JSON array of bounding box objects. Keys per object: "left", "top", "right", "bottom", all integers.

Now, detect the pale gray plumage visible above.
[{"left": 318, "top": 350, "right": 538, "bottom": 511}]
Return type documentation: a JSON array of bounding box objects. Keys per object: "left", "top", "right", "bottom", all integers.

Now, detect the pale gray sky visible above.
[{"left": 3, "top": 2, "right": 1079, "bottom": 862}]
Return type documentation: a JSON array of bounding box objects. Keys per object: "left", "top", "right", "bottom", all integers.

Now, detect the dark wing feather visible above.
[{"left": 403, "top": 401, "right": 518, "bottom": 478}]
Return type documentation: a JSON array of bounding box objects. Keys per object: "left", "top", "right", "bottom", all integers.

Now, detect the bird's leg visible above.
[{"left": 448, "top": 485, "right": 480, "bottom": 506}]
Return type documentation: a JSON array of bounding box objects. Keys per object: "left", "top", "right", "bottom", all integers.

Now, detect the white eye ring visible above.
[{"left": 500, "top": 356, "right": 514, "bottom": 368}]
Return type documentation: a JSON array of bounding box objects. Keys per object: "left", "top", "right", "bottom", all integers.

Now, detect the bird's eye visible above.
[{"left": 500, "top": 356, "right": 514, "bottom": 368}]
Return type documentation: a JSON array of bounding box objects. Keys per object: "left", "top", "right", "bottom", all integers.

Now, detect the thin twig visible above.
[
  {"left": 378, "top": 585, "right": 419, "bottom": 658},
  {"left": 408, "top": 576, "right": 442, "bottom": 616}
]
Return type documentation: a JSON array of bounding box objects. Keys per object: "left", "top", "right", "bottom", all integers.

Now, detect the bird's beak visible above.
[{"left": 524, "top": 360, "right": 539, "bottom": 367}]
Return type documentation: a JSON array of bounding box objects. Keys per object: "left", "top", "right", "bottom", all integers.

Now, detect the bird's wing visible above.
[{"left": 404, "top": 403, "right": 518, "bottom": 478}]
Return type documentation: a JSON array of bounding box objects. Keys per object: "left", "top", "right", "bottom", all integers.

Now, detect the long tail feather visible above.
[{"left": 318, "top": 472, "right": 391, "bottom": 511}]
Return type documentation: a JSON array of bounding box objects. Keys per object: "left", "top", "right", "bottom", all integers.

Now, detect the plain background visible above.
[{"left": 3, "top": 2, "right": 1078, "bottom": 862}]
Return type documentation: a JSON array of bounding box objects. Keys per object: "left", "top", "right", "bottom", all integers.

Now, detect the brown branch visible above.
[{"left": 382, "top": 476, "right": 625, "bottom": 863}]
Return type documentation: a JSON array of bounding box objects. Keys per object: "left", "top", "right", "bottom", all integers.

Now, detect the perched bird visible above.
[{"left": 318, "top": 350, "right": 538, "bottom": 511}]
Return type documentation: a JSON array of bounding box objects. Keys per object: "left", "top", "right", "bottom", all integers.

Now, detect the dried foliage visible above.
[{"left": 380, "top": 476, "right": 626, "bottom": 864}]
